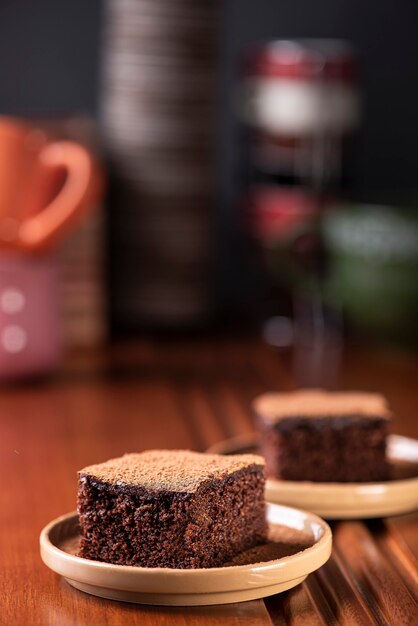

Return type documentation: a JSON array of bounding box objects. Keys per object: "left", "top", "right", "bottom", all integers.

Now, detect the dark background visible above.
[{"left": 1, "top": 0, "right": 418, "bottom": 201}]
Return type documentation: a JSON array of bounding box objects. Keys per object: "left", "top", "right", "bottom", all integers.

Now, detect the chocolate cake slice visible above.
[
  {"left": 77, "top": 450, "right": 266, "bottom": 568},
  {"left": 254, "top": 390, "right": 391, "bottom": 482}
]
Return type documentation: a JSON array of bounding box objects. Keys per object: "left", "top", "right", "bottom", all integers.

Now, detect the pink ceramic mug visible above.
[{"left": 0, "top": 252, "right": 62, "bottom": 380}]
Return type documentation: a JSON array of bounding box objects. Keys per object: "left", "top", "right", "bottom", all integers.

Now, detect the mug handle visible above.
[{"left": 17, "top": 141, "right": 101, "bottom": 251}]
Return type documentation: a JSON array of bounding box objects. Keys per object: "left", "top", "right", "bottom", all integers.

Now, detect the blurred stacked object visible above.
[
  {"left": 241, "top": 40, "right": 360, "bottom": 275},
  {"left": 242, "top": 39, "right": 360, "bottom": 193},
  {"left": 238, "top": 40, "right": 361, "bottom": 379},
  {"left": 239, "top": 40, "right": 361, "bottom": 308},
  {"left": 101, "top": 0, "right": 220, "bottom": 332}
]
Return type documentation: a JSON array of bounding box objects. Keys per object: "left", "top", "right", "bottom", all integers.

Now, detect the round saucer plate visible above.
[
  {"left": 39, "top": 503, "right": 331, "bottom": 606},
  {"left": 208, "top": 434, "right": 418, "bottom": 519}
]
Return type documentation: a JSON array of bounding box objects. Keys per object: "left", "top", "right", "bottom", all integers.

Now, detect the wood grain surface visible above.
[{"left": 1, "top": 337, "right": 417, "bottom": 625}]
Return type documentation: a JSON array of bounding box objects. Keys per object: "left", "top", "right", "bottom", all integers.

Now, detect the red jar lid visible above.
[{"left": 244, "top": 39, "right": 357, "bottom": 83}]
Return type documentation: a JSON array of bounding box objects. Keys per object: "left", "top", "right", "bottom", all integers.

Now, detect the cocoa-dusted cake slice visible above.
[
  {"left": 254, "top": 390, "right": 391, "bottom": 482},
  {"left": 77, "top": 450, "right": 266, "bottom": 568}
]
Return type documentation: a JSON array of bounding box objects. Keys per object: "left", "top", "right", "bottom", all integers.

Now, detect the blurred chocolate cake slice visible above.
[
  {"left": 78, "top": 450, "right": 266, "bottom": 568},
  {"left": 254, "top": 390, "right": 390, "bottom": 482}
]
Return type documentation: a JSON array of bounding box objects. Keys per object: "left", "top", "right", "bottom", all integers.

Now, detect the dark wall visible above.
[
  {"left": 0, "top": 0, "right": 101, "bottom": 116},
  {"left": 222, "top": 0, "right": 418, "bottom": 200},
  {"left": 1, "top": 0, "right": 417, "bottom": 199}
]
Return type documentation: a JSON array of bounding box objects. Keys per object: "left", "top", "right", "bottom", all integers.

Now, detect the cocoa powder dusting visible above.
[
  {"left": 79, "top": 449, "right": 265, "bottom": 493},
  {"left": 254, "top": 389, "right": 391, "bottom": 422}
]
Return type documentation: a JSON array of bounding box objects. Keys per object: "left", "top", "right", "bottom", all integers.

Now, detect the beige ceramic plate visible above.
[
  {"left": 208, "top": 434, "right": 418, "bottom": 519},
  {"left": 40, "top": 503, "right": 331, "bottom": 606}
]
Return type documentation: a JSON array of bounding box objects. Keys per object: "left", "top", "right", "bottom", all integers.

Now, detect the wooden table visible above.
[{"left": 1, "top": 337, "right": 418, "bottom": 625}]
